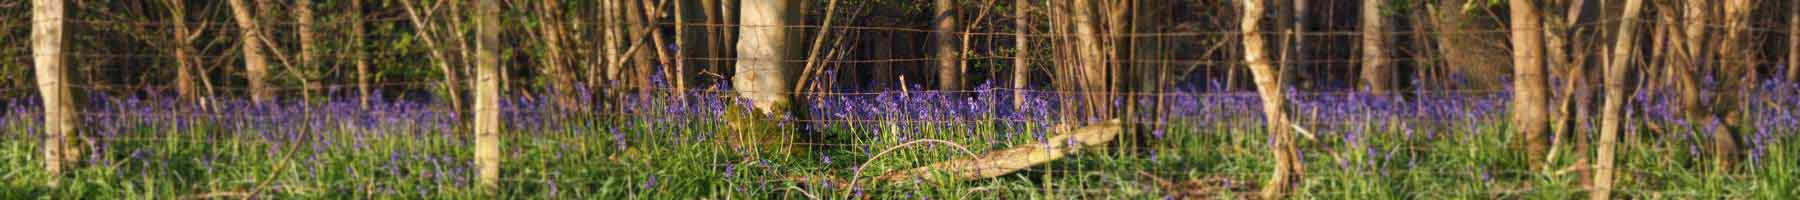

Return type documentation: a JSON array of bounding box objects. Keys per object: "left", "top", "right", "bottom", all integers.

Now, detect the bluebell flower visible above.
[{"left": 643, "top": 175, "right": 658, "bottom": 189}]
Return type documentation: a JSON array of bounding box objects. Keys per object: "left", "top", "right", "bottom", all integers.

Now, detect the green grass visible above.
[{"left": 1, "top": 115, "right": 1795, "bottom": 199}]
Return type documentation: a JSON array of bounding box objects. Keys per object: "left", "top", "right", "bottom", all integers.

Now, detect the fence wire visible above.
[{"left": 2, "top": 7, "right": 1799, "bottom": 198}]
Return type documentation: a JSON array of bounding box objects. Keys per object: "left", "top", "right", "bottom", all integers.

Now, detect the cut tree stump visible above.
[{"left": 873, "top": 119, "right": 1123, "bottom": 182}]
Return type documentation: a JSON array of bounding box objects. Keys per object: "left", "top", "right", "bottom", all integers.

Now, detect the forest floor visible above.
[{"left": 1, "top": 84, "right": 1796, "bottom": 198}]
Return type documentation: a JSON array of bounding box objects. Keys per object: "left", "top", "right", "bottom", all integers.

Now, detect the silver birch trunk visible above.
[
  {"left": 33, "top": 0, "right": 77, "bottom": 188},
  {"left": 471, "top": 0, "right": 504, "bottom": 189},
  {"left": 1241, "top": 0, "right": 1298, "bottom": 198},
  {"left": 735, "top": 0, "right": 799, "bottom": 115},
  {"left": 228, "top": 0, "right": 273, "bottom": 104},
  {"left": 1593, "top": 0, "right": 1644, "bottom": 198}
]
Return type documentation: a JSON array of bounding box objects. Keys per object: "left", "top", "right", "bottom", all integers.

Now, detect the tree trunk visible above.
[
  {"left": 1593, "top": 0, "right": 1644, "bottom": 199},
  {"left": 399, "top": 0, "right": 466, "bottom": 119},
  {"left": 1071, "top": 0, "right": 1109, "bottom": 119},
  {"left": 720, "top": 0, "right": 738, "bottom": 81},
  {"left": 624, "top": 0, "right": 657, "bottom": 90},
  {"left": 166, "top": 0, "right": 198, "bottom": 102},
  {"left": 700, "top": 0, "right": 723, "bottom": 84},
  {"left": 228, "top": 0, "right": 273, "bottom": 104},
  {"left": 354, "top": 0, "right": 370, "bottom": 109},
  {"left": 1711, "top": 0, "right": 1753, "bottom": 170},
  {"left": 1789, "top": 2, "right": 1799, "bottom": 81},
  {"left": 1012, "top": 0, "right": 1030, "bottom": 109},
  {"left": 1789, "top": 0, "right": 1799, "bottom": 81},
  {"left": 601, "top": 0, "right": 624, "bottom": 83},
  {"left": 1508, "top": 0, "right": 1551, "bottom": 170},
  {"left": 33, "top": 0, "right": 77, "bottom": 188},
  {"left": 674, "top": 0, "right": 691, "bottom": 95},
  {"left": 735, "top": 0, "right": 799, "bottom": 115},
  {"left": 1241, "top": 0, "right": 1298, "bottom": 198},
  {"left": 1359, "top": 0, "right": 1392, "bottom": 93},
  {"left": 471, "top": 0, "right": 503, "bottom": 189},
  {"left": 297, "top": 0, "right": 317, "bottom": 103},
  {"left": 639, "top": 0, "right": 679, "bottom": 92},
  {"left": 937, "top": 0, "right": 962, "bottom": 90},
  {"left": 539, "top": 0, "right": 578, "bottom": 110}
]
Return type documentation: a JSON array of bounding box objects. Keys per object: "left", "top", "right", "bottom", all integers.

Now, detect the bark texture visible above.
[
  {"left": 937, "top": 0, "right": 962, "bottom": 90},
  {"left": 228, "top": 0, "right": 273, "bottom": 103},
  {"left": 734, "top": 0, "right": 800, "bottom": 115},
  {"left": 34, "top": 0, "right": 77, "bottom": 188},
  {"left": 1359, "top": 0, "right": 1392, "bottom": 93},
  {"left": 471, "top": 0, "right": 504, "bottom": 189},
  {"left": 1593, "top": 0, "right": 1644, "bottom": 198},
  {"left": 1241, "top": 0, "right": 1299, "bottom": 198},
  {"left": 1508, "top": 0, "right": 1551, "bottom": 169}
]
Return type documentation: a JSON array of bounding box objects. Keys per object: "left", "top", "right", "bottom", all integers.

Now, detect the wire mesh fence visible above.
[{"left": 3, "top": 3, "right": 1800, "bottom": 198}]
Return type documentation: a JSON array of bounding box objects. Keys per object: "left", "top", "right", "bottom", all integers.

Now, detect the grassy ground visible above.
[
  {"left": 2, "top": 116, "right": 1794, "bottom": 198},
  {"left": 1, "top": 88, "right": 1795, "bottom": 199}
]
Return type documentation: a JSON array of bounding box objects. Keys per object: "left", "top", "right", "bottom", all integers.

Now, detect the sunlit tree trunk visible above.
[
  {"left": 228, "top": 0, "right": 273, "bottom": 104},
  {"left": 1012, "top": 0, "right": 1030, "bottom": 109},
  {"left": 33, "top": 0, "right": 77, "bottom": 188},
  {"left": 1508, "top": 0, "right": 1551, "bottom": 170},
  {"left": 538, "top": 0, "right": 578, "bottom": 110},
  {"left": 937, "top": 0, "right": 962, "bottom": 90},
  {"left": 1790, "top": 0, "right": 1799, "bottom": 81},
  {"left": 601, "top": 0, "right": 625, "bottom": 83},
  {"left": 1593, "top": 0, "right": 1644, "bottom": 199},
  {"left": 1241, "top": 0, "right": 1298, "bottom": 198},
  {"left": 297, "top": 0, "right": 318, "bottom": 103},
  {"left": 165, "top": 0, "right": 199, "bottom": 102},
  {"left": 471, "top": 0, "right": 503, "bottom": 189},
  {"left": 1359, "top": 0, "right": 1392, "bottom": 93},
  {"left": 736, "top": 0, "right": 799, "bottom": 115},
  {"left": 353, "top": 0, "right": 370, "bottom": 109}
]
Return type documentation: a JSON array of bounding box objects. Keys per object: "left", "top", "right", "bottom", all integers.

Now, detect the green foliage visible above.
[{"left": 2, "top": 114, "right": 1794, "bottom": 198}]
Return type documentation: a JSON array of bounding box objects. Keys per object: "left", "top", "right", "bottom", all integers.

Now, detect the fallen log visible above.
[{"left": 866, "top": 119, "right": 1123, "bottom": 183}]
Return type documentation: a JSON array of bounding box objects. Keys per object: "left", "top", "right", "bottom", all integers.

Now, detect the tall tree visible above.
[
  {"left": 1508, "top": 0, "right": 1551, "bottom": 169},
  {"left": 471, "top": 0, "right": 503, "bottom": 189},
  {"left": 1070, "top": 0, "right": 1109, "bottom": 119},
  {"left": 1012, "top": 0, "right": 1029, "bottom": 108},
  {"left": 1790, "top": 0, "right": 1799, "bottom": 81},
  {"left": 638, "top": 0, "right": 679, "bottom": 92},
  {"left": 1241, "top": 0, "right": 1300, "bottom": 198},
  {"left": 33, "top": 0, "right": 77, "bottom": 187},
  {"left": 1359, "top": 0, "right": 1392, "bottom": 93},
  {"left": 399, "top": 0, "right": 466, "bottom": 117},
  {"left": 735, "top": 0, "right": 799, "bottom": 115},
  {"left": 1710, "top": 0, "right": 1753, "bottom": 169},
  {"left": 297, "top": 0, "right": 318, "bottom": 103},
  {"left": 537, "top": 0, "right": 578, "bottom": 109},
  {"left": 228, "top": 0, "right": 273, "bottom": 103},
  {"left": 1593, "top": 0, "right": 1645, "bottom": 198},
  {"left": 600, "top": 0, "right": 625, "bottom": 84},
  {"left": 353, "top": 0, "right": 369, "bottom": 109},
  {"left": 164, "top": 0, "right": 201, "bottom": 102},
  {"left": 937, "top": 0, "right": 962, "bottom": 90},
  {"left": 623, "top": 0, "right": 657, "bottom": 90}
]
